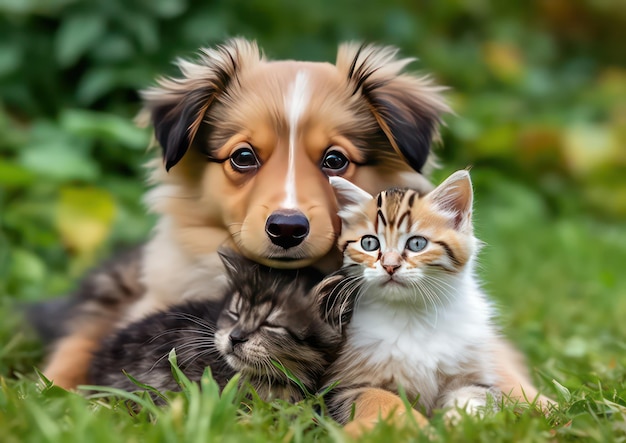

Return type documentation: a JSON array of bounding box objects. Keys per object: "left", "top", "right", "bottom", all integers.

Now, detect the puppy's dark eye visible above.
[
  {"left": 321, "top": 149, "right": 349, "bottom": 176},
  {"left": 360, "top": 235, "right": 380, "bottom": 251},
  {"left": 230, "top": 145, "right": 259, "bottom": 172}
]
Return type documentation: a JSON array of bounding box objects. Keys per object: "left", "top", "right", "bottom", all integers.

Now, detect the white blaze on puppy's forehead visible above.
[{"left": 282, "top": 70, "right": 311, "bottom": 208}]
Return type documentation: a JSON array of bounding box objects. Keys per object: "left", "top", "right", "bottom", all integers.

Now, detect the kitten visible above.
[
  {"left": 88, "top": 249, "right": 342, "bottom": 403},
  {"left": 321, "top": 170, "right": 501, "bottom": 424}
]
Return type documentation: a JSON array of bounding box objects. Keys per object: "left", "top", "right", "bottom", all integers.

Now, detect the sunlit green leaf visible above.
[
  {"left": 9, "top": 248, "right": 46, "bottom": 283},
  {"left": 55, "top": 187, "right": 116, "bottom": 255},
  {"left": 552, "top": 380, "right": 572, "bottom": 404},
  {"left": 563, "top": 124, "right": 620, "bottom": 177}
]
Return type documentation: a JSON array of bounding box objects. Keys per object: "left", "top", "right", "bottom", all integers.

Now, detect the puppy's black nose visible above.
[{"left": 265, "top": 210, "right": 310, "bottom": 249}]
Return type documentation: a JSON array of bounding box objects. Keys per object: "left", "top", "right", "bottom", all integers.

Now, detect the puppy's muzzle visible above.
[{"left": 265, "top": 210, "right": 310, "bottom": 249}]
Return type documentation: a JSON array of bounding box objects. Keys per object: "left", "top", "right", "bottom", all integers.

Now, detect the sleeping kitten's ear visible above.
[
  {"left": 329, "top": 177, "right": 373, "bottom": 219},
  {"left": 217, "top": 247, "right": 248, "bottom": 278},
  {"left": 426, "top": 170, "right": 473, "bottom": 232}
]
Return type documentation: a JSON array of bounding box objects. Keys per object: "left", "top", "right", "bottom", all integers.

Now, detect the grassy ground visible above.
[{"left": 1, "top": 168, "right": 625, "bottom": 442}]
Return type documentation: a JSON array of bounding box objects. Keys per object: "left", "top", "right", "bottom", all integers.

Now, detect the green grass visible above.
[{"left": 1, "top": 169, "right": 625, "bottom": 442}]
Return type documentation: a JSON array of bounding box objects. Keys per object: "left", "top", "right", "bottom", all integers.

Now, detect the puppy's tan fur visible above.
[{"left": 42, "top": 39, "right": 550, "bottom": 425}]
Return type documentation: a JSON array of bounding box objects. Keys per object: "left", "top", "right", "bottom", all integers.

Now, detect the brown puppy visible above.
[{"left": 41, "top": 39, "right": 549, "bottom": 424}]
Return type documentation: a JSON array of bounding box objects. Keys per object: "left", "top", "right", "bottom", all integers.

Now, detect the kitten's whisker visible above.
[
  {"left": 148, "top": 327, "right": 214, "bottom": 343},
  {"left": 336, "top": 277, "right": 367, "bottom": 331},
  {"left": 324, "top": 274, "right": 362, "bottom": 329},
  {"left": 148, "top": 350, "right": 176, "bottom": 373},
  {"left": 422, "top": 275, "right": 457, "bottom": 306},
  {"left": 164, "top": 312, "right": 217, "bottom": 331},
  {"left": 179, "top": 345, "right": 219, "bottom": 367},
  {"left": 174, "top": 341, "right": 218, "bottom": 355},
  {"left": 409, "top": 280, "right": 438, "bottom": 323}
]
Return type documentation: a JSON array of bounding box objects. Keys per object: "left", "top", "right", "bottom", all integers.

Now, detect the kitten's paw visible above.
[
  {"left": 440, "top": 385, "right": 501, "bottom": 426},
  {"left": 343, "top": 388, "right": 430, "bottom": 438},
  {"left": 344, "top": 408, "right": 430, "bottom": 439}
]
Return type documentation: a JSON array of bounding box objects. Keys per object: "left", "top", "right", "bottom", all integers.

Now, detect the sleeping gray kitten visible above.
[{"left": 89, "top": 249, "right": 342, "bottom": 402}]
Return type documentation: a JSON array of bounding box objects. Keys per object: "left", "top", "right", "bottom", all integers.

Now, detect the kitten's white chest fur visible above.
[{"left": 343, "top": 270, "right": 498, "bottom": 412}]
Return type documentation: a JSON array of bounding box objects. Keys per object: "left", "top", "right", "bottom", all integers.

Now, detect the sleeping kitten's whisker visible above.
[
  {"left": 179, "top": 345, "right": 219, "bottom": 367},
  {"left": 164, "top": 312, "right": 217, "bottom": 331},
  {"left": 145, "top": 337, "right": 218, "bottom": 373},
  {"left": 270, "top": 356, "right": 290, "bottom": 385},
  {"left": 174, "top": 341, "right": 218, "bottom": 357},
  {"left": 147, "top": 327, "right": 214, "bottom": 343},
  {"left": 148, "top": 350, "right": 176, "bottom": 373}
]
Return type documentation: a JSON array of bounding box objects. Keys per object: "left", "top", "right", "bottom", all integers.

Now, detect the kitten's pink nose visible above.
[
  {"left": 381, "top": 252, "right": 402, "bottom": 275},
  {"left": 383, "top": 264, "right": 401, "bottom": 275}
]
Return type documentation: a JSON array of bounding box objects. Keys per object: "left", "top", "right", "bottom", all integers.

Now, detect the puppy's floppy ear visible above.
[
  {"left": 140, "top": 39, "right": 262, "bottom": 171},
  {"left": 337, "top": 43, "right": 451, "bottom": 173}
]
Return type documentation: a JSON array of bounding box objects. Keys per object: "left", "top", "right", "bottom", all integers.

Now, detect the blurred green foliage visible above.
[
  {"left": 1, "top": 2, "right": 626, "bottom": 440},
  {"left": 0, "top": 1, "right": 625, "bottom": 298}
]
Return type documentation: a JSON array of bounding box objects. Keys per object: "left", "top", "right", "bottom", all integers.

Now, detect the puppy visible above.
[{"left": 40, "top": 39, "right": 549, "bottom": 420}]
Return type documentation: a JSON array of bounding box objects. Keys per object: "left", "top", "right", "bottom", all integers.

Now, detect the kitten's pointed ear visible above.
[
  {"left": 427, "top": 170, "right": 473, "bottom": 232},
  {"left": 217, "top": 248, "right": 247, "bottom": 277},
  {"left": 329, "top": 177, "right": 373, "bottom": 218}
]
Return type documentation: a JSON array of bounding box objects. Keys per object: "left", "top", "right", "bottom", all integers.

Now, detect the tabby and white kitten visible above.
[
  {"left": 322, "top": 170, "right": 501, "bottom": 423},
  {"left": 89, "top": 249, "right": 342, "bottom": 403}
]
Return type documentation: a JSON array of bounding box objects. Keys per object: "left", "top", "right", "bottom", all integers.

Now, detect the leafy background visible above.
[{"left": 1, "top": 0, "right": 625, "bottom": 440}]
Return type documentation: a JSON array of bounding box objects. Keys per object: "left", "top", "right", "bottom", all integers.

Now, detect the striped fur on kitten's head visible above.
[
  {"left": 330, "top": 170, "right": 476, "bottom": 303},
  {"left": 213, "top": 250, "right": 342, "bottom": 395}
]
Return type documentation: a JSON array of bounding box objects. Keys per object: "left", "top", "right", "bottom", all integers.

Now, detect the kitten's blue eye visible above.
[
  {"left": 406, "top": 236, "right": 427, "bottom": 252},
  {"left": 360, "top": 235, "right": 380, "bottom": 251}
]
